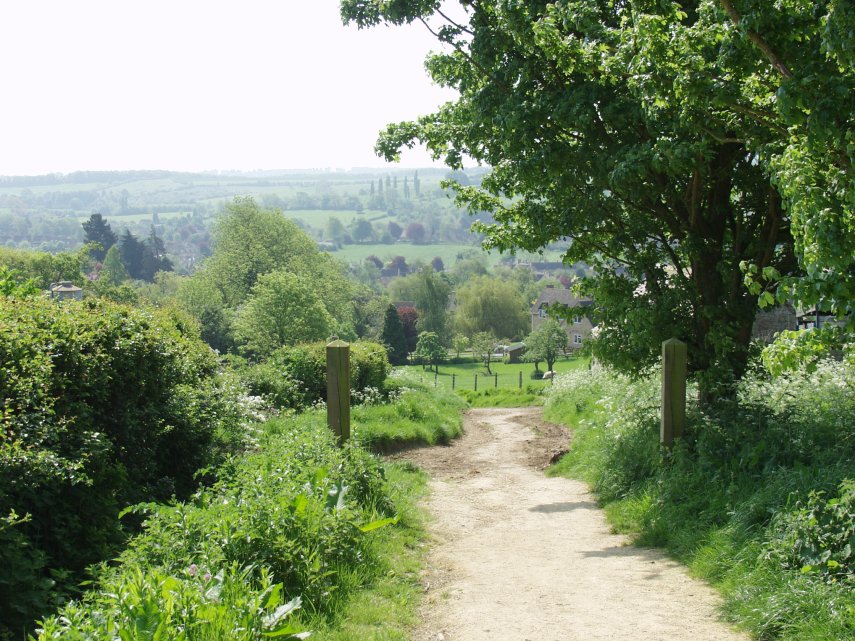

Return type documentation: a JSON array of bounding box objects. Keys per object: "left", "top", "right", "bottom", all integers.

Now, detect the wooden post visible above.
[
  {"left": 326, "top": 340, "right": 350, "bottom": 446},
  {"left": 494, "top": 373, "right": 498, "bottom": 388},
  {"left": 474, "top": 374, "right": 478, "bottom": 391},
  {"left": 519, "top": 371, "right": 523, "bottom": 389},
  {"left": 434, "top": 372, "right": 438, "bottom": 387},
  {"left": 661, "top": 338, "right": 687, "bottom": 447},
  {"left": 452, "top": 373, "right": 456, "bottom": 390}
]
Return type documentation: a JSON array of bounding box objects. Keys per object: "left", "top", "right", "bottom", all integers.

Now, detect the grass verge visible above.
[{"left": 543, "top": 364, "right": 855, "bottom": 641}]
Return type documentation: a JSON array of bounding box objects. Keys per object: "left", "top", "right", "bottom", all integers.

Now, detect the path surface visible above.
[{"left": 393, "top": 407, "right": 748, "bottom": 641}]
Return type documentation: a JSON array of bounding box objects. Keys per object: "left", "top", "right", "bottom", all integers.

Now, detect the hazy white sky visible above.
[{"left": 0, "top": 1, "right": 459, "bottom": 175}]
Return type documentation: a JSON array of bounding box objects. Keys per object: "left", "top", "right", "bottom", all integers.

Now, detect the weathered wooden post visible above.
[
  {"left": 494, "top": 373, "right": 498, "bottom": 388},
  {"left": 326, "top": 339, "right": 350, "bottom": 446},
  {"left": 474, "top": 374, "right": 478, "bottom": 391},
  {"left": 519, "top": 371, "right": 523, "bottom": 389},
  {"left": 452, "top": 373, "right": 456, "bottom": 390},
  {"left": 661, "top": 338, "right": 687, "bottom": 447},
  {"left": 434, "top": 372, "right": 438, "bottom": 387}
]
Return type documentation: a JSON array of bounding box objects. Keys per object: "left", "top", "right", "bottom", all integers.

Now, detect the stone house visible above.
[{"left": 531, "top": 286, "right": 594, "bottom": 350}]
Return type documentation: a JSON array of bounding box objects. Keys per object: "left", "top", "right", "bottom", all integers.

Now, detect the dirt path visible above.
[{"left": 393, "top": 407, "right": 748, "bottom": 641}]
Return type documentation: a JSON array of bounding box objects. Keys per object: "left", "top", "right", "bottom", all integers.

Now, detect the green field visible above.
[{"left": 401, "top": 354, "right": 590, "bottom": 391}]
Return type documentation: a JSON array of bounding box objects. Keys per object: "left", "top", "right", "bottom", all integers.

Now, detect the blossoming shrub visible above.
[{"left": 0, "top": 298, "right": 252, "bottom": 640}]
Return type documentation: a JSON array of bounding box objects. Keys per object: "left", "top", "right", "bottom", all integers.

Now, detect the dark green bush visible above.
[{"left": 0, "top": 298, "right": 249, "bottom": 639}]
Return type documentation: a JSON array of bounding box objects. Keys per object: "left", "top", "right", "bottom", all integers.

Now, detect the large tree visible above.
[
  {"left": 389, "top": 266, "right": 452, "bottom": 339},
  {"left": 340, "top": 0, "right": 826, "bottom": 399},
  {"left": 233, "top": 270, "right": 333, "bottom": 358},
  {"left": 454, "top": 275, "right": 529, "bottom": 341},
  {"left": 82, "top": 213, "right": 116, "bottom": 262},
  {"left": 380, "top": 303, "right": 409, "bottom": 365}
]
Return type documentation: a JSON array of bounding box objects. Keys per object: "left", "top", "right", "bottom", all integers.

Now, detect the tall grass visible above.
[{"left": 544, "top": 362, "right": 855, "bottom": 640}]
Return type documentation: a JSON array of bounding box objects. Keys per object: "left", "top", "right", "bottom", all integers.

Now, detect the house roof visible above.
[{"left": 533, "top": 288, "right": 591, "bottom": 309}]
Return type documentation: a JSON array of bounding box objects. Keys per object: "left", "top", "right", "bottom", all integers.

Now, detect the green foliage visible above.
[
  {"left": 525, "top": 319, "right": 567, "bottom": 372},
  {"left": 32, "top": 369, "right": 464, "bottom": 641},
  {"left": 453, "top": 275, "right": 529, "bottom": 341},
  {"left": 0, "top": 298, "right": 253, "bottom": 639},
  {"left": 413, "top": 331, "right": 445, "bottom": 371},
  {"left": 233, "top": 270, "right": 334, "bottom": 358},
  {"left": 543, "top": 363, "right": 855, "bottom": 640},
  {"left": 180, "top": 198, "right": 356, "bottom": 352},
  {"left": 344, "top": 0, "right": 829, "bottom": 398},
  {"left": 0, "top": 245, "right": 90, "bottom": 289},
  {"left": 762, "top": 327, "right": 854, "bottom": 377},
  {"left": 388, "top": 267, "right": 451, "bottom": 339},
  {"left": 764, "top": 480, "right": 855, "bottom": 586},
  {"left": 241, "top": 341, "right": 390, "bottom": 411},
  {"left": 379, "top": 304, "right": 408, "bottom": 366},
  {"left": 0, "top": 266, "right": 40, "bottom": 298}
]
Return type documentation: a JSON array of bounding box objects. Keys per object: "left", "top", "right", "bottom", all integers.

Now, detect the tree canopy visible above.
[
  {"left": 341, "top": 0, "right": 854, "bottom": 398},
  {"left": 454, "top": 275, "right": 529, "bottom": 341}
]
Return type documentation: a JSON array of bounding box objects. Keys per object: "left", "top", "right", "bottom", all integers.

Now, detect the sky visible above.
[{"left": 0, "top": 1, "right": 459, "bottom": 175}]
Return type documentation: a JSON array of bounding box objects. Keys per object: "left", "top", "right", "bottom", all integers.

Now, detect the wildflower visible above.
[{"left": 188, "top": 564, "right": 198, "bottom": 577}]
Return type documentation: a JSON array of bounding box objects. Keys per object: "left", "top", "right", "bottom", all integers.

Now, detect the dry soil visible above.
[{"left": 393, "top": 407, "right": 749, "bottom": 641}]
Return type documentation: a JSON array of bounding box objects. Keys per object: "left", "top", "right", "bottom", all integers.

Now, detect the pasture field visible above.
[{"left": 402, "top": 354, "right": 590, "bottom": 392}]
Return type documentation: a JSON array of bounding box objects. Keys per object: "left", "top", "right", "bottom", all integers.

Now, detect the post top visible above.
[
  {"left": 327, "top": 339, "right": 350, "bottom": 348},
  {"left": 662, "top": 337, "right": 686, "bottom": 347}
]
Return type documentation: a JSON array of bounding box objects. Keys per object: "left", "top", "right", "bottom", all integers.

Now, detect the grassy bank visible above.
[
  {"left": 33, "top": 373, "right": 464, "bottom": 640},
  {"left": 543, "top": 364, "right": 855, "bottom": 640}
]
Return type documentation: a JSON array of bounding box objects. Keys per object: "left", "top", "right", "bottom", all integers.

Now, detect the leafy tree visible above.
[
  {"left": 365, "top": 255, "right": 383, "bottom": 270},
  {"left": 99, "top": 245, "right": 128, "bottom": 286},
  {"left": 380, "top": 303, "right": 408, "bottom": 365},
  {"left": 341, "top": 0, "right": 809, "bottom": 400},
  {"left": 390, "top": 266, "right": 451, "bottom": 338},
  {"left": 405, "top": 221, "right": 426, "bottom": 244},
  {"left": 397, "top": 305, "right": 419, "bottom": 353},
  {"left": 386, "top": 255, "right": 408, "bottom": 275},
  {"left": 431, "top": 256, "right": 445, "bottom": 272},
  {"left": 185, "top": 198, "right": 355, "bottom": 348},
  {"left": 325, "top": 216, "right": 346, "bottom": 245},
  {"left": 451, "top": 333, "right": 470, "bottom": 358},
  {"left": 414, "top": 331, "right": 446, "bottom": 373},
  {"left": 0, "top": 266, "right": 39, "bottom": 298},
  {"left": 351, "top": 218, "right": 374, "bottom": 243},
  {"left": 454, "top": 275, "right": 529, "bottom": 341},
  {"left": 525, "top": 318, "right": 568, "bottom": 373},
  {"left": 233, "top": 270, "right": 333, "bottom": 358},
  {"left": 118, "top": 229, "right": 146, "bottom": 280},
  {"left": 470, "top": 331, "right": 497, "bottom": 375},
  {"left": 81, "top": 213, "right": 116, "bottom": 261},
  {"left": 387, "top": 221, "right": 403, "bottom": 240}
]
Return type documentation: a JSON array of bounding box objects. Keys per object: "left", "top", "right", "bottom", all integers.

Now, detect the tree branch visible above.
[{"left": 718, "top": 0, "right": 794, "bottom": 80}]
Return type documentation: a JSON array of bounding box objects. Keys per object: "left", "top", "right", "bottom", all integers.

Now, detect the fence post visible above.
[
  {"left": 519, "top": 371, "right": 523, "bottom": 389},
  {"left": 326, "top": 340, "right": 350, "bottom": 446},
  {"left": 494, "top": 373, "right": 498, "bottom": 388},
  {"left": 474, "top": 374, "right": 478, "bottom": 391},
  {"left": 661, "top": 338, "right": 687, "bottom": 447},
  {"left": 452, "top": 373, "right": 456, "bottom": 390},
  {"left": 434, "top": 372, "right": 438, "bottom": 387}
]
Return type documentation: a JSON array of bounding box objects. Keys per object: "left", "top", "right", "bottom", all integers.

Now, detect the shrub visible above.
[
  {"left": 0, "top": 298, "right": 252, "bottom": 639},
  {"left": 33, "top": 419, "right": 396, "bottom": 641},
  {"left": 256, "top": 341, "right": 390, "bottom": 410}
]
